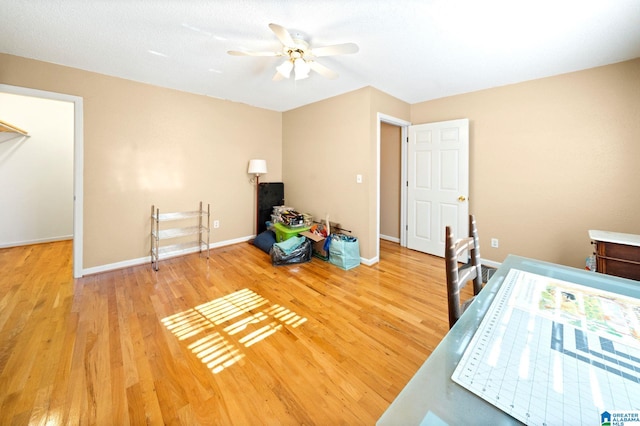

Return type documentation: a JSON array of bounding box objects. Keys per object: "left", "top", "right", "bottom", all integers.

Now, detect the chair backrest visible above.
[{"left": 445, "top": 215, "right": 483, "bottom": 329}]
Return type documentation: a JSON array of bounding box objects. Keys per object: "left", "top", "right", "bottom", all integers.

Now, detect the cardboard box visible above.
[{"left": 300, "top": 231, "right": 328, "bottom": 260}]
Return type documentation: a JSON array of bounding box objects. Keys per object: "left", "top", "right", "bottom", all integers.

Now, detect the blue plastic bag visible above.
[{"left": 328, "top": 234, "right": 360, "bottom": 270}]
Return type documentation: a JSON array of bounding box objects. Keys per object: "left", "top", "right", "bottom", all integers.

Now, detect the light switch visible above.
[{"left": 356, "top": 174, "right": 363, "bottom": 184}]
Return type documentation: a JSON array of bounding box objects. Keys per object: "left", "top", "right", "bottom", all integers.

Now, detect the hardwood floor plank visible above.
[{"left": 0, "top": 239, "right": 458, "bottom": 425}]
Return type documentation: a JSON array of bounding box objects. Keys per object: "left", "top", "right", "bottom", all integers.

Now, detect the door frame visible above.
[
  {"left": 0, "top": 84, "right": 84, "bottom": 278},
  {"left": 376, "top": 113, "right": 411, "bottom": 262}
]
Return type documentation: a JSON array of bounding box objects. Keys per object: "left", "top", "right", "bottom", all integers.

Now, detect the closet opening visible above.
[{"left": 0, "top": 84, "right": 84, "bottom": 278}]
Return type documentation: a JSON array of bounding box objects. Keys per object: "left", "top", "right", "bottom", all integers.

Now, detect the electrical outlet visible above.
[
  {"left": 491, "top": 238, "right": 499, "bottom": 248},
  {"left": 213, "top": 220, "right": 220, "bottom": 229},
  {"left": 356, "top": 174, "right": 363, "bottom": 184}
]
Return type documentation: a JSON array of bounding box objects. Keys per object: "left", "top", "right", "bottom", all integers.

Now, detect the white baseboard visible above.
[
  {"left": 380, "top": 234, "right": 400, "bottom": 243},
  {"left": 82, "top": 235, "right": 255, "bottom": 276},
  {"left": 0, "top": 235, "right": 73, "bottom": 249},
  {"left": 81, "top": 234, "right": 455, "bottom": 276},
  {"left": 360, "top": 256, "right": 379, "bottom": 266},
  {"left": 481, "top": 258, "right": 502, "bottom": 269},
  {"left": 82, "top": 254, "right": 153, "bottom": 276},
  {"left": 210, "top": 235, "right": 254, "bottom": 248}
]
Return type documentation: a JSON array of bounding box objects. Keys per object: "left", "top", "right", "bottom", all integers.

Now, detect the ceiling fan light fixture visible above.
[
  {"left": 294, "top": 58, "right": 310, "bottom": 80},
  {"left": 276, "top": 60, "right": 294, "bottom": 79},
  {"left": 230, "top": 23, "right": 358, "bottom": 82}
]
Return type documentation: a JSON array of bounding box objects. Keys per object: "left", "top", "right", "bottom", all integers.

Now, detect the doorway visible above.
[
  {"left": 380, "top": 122, "right": 402, "bottom": 244},
  {"left": 0, "top": 84, "right": 84, "bottom": 278},
  {"left": 376, "top": 113, "right": 410, "bottom": 263},
  {"left": 377, "top": 114, "right": 470, "bottom": 261}
]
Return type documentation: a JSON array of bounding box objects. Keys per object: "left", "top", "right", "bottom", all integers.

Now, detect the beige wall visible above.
[
  {"left": 282, "top": 87, "right": 410, "bottom": 261},
  {"left": 282, "top": 88, "right": 371, "bottom": 253},
  {"left": 411, "top": 58, "right": 640, "bottom": 267},
  {"left": 0, "top": 54, "right": 282, "bottom": 269},
  {"left": 3, "top": 52, "right": 637, "bottom": 271},
  {"left": 380, "top": 122, "right": 401, "bottom": 240}
]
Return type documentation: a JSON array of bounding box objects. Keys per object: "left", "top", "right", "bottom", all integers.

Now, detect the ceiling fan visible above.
[{"left": 228, "top": 23, "right": 359, "bottom": 81}]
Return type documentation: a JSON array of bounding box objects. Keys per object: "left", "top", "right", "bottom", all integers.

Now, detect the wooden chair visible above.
[{"left": 445, "top": 215, "right": 483, "bottom": 329}]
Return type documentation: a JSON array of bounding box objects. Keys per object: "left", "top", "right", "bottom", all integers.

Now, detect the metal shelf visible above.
[
  {"left": 153, "top": 225, "right": 209, "bottom": 240},
  {"left": 152, "top": 210, "right": 203, "bottom": 221},
  {"left": 157, "top": 241, "right": 209, "bottom": 258},
  {"left": 151, "top": 202, "right": 210, "bottom": 271}
]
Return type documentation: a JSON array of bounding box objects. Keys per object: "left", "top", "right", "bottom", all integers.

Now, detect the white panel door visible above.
[{"left": 407, "top": 119, "right": 469, "bottom": 257}]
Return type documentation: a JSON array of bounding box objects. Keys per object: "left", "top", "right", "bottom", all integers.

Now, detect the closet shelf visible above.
[{"left": 0, "top": 119, "right": 29, "bottom": 136}]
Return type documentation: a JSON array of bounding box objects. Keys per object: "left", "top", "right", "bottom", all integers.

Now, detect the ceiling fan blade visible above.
[
  {"left": 311, "top": 43, "right": 359, "bottom": 57},
  {"left": 227, "top": 50, "right": 281, "bottom": 57},
  {"left": 268, "top": 23, "right": 295, "bottom": 47},
  {"left": 308, "top": 61, "right": 338, "bottom": 79},
  {"left": 272, "top": 71, "right": 286, "bottom": 81}
]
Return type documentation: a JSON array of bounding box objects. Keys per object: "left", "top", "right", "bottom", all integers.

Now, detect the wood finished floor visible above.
[{"left": 0, "top": 239, "right": 455, "bottom": 425}]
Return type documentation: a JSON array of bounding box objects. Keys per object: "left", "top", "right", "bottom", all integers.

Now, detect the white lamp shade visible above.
[
  {"left": 276, "top": 60, "right": 293, "bottom": 79},
  {"left": 294, "top": 58, "right": 310, "bottom": 80},
  {"left": 248, "top": 159, "right": 267, "bottom": 175}
]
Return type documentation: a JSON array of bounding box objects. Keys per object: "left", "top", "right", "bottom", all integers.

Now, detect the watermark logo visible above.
[{"left": 602, "top": 411, "right": 640, "bottom": 426}]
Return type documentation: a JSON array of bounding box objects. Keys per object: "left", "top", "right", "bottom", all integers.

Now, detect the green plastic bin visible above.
[{"left": 273, "top": 222, "right": 311, "bottom": 243}]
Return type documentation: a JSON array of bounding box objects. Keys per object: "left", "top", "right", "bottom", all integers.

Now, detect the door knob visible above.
[{"left": 458, "top": 196, "right": 466, "bottom": 202}]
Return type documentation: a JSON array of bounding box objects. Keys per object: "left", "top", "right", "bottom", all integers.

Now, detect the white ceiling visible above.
[{"left": 2, "top": 0, "right": 639, "bottom": 112}]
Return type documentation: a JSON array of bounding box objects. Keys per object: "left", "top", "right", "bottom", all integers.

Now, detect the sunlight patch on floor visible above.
[{"left": 161, "top": 288, "right": 306, "bottom": 374}]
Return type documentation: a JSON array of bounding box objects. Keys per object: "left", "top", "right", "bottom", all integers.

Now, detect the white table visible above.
[{"left": 377, "top": 255, "right": 640, "bottom": 425}]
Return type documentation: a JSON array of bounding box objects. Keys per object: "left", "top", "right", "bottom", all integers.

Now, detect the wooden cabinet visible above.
[{"left": 589, "top": 230, "right": 640, "bottom": 281}]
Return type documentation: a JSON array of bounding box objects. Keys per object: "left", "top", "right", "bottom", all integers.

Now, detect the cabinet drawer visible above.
[
  {"left": 595, "top": 241, "right": 640, "bottom": 281},
  {"left": 597, "top": 241, "right": 640, "bottom": 263}
]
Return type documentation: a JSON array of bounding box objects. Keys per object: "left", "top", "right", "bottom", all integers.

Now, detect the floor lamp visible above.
[{"left": 248, "top": 159, "right": 267, "bottom": 235}]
